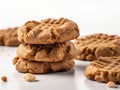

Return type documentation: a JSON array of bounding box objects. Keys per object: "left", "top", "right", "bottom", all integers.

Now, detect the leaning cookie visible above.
[
  {"left": 13, "top": 57, "right": 74, "bottom": 74},
  {"left": 16, "top": 41, "right": 76, "bottom": 62},
  {"left": 74, "top": 33, "right": 120, "bottom": 61},
  {"left": 0, "top": 27, "right": 20, "bottom": 46},
  {"left": 85, "top": 56, "right": 120, "bottom": 83},
  {"left": 17, "top": 18, "right": 79, "bottom": 44}
]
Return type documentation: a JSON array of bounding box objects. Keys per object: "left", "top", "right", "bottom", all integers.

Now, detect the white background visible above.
[
  {"left": 0, "top": 0, "right": 120, "bottom": 36},
  {"left": 0, "top": 0, "right": 120, "bottom": 90}
]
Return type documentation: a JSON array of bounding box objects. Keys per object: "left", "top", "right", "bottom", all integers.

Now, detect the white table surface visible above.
[{"left": 0, "top": 46, "right": 119, "bottom": 90}]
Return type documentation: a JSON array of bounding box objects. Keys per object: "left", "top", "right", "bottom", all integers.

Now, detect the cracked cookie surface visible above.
[
  {"left": 17, "top": 18, "right": 79, "bottom": 44},
  {"left": 13, "top": 57, "right": 74, "bottom": 74},
  {"left": 74, "top": 33, "right": 120, "bottom": 61},
  {"left": 17, "top": 41, "right": 76, "bottom": 62}
]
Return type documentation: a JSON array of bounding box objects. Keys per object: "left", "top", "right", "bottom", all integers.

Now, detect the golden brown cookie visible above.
[
  {"left": 85, "top": 56, "right": 120, "bottom": 83},
  {"left": 74, "top": 33, "right": 120, "bottom": 61},
  {"left": 16, "top": 41, "right": 76, "bottom": 62},
  {"left": 17, "top": 18, "right": 79, "bottom": 44},
  {"left": 0, "top": 27, "right": 20, "bottom": 46},
  {"left": 13, "top": 57, "right": 74, "bottom": 74}
]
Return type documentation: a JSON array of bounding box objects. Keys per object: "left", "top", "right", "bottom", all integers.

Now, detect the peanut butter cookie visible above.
[
  {"left": 85, "top": 56, "right": 120, "bottom": 83},
  {"left": 13, "top": 57, "right": 74, "bottom": 74},
  {"left": 18, "top": 18, "right": 79, "bottom": 44},
  {"left": 0, "top": 27, "right": 20, "bottom": 46},
  {"left": 17, "top": 41, "right": 76, "bottom": 62},
  {"left": 74, "top": 33, "right": 120, "bottom": 61}
]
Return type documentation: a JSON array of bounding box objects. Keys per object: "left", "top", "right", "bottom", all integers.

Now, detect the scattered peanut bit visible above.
[
  {"left": 107, "top": 81, "right": 116, "bottom": 88},
  {"left": 1, "top": 76, "right": 7, "bottom": 82},
  {"left": 24, "top": 73, "right": 36, "bottom": 82}
]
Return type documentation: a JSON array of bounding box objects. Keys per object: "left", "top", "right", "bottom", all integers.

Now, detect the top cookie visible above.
[
  {"left": 17, "top": 18, "right": 79, "bottom": 44},
  {"left": 0, "top": 27, "right": 20, "bottom": 46},
  {"left": 74, "top": 33, "right": 120, "bottom": 61}
]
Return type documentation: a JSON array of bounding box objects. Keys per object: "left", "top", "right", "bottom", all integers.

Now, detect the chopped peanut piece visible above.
[
  {"left": 1, "top": 76, "right": 7, "bottom": 82},
  {"left": 107, "top": 81, "right": 116, "bottom": 88},
  {"left": 24, "top": 73, "right": 36, "bottom": 82}
]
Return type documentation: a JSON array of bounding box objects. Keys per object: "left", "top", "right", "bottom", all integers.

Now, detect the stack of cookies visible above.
[{"left": 13, "top": 18, "right": 80, "bottom": 74}]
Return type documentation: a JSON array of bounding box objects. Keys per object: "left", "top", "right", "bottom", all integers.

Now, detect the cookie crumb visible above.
[
  {"left": 24, "top": 73, "right": 36, "bottom": 82},
  {"left": 107, "top": 81, "right": 116, "bottom": 88},
  {"left": 1, "top": 76, "right": 7, "bottom": 82}
]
